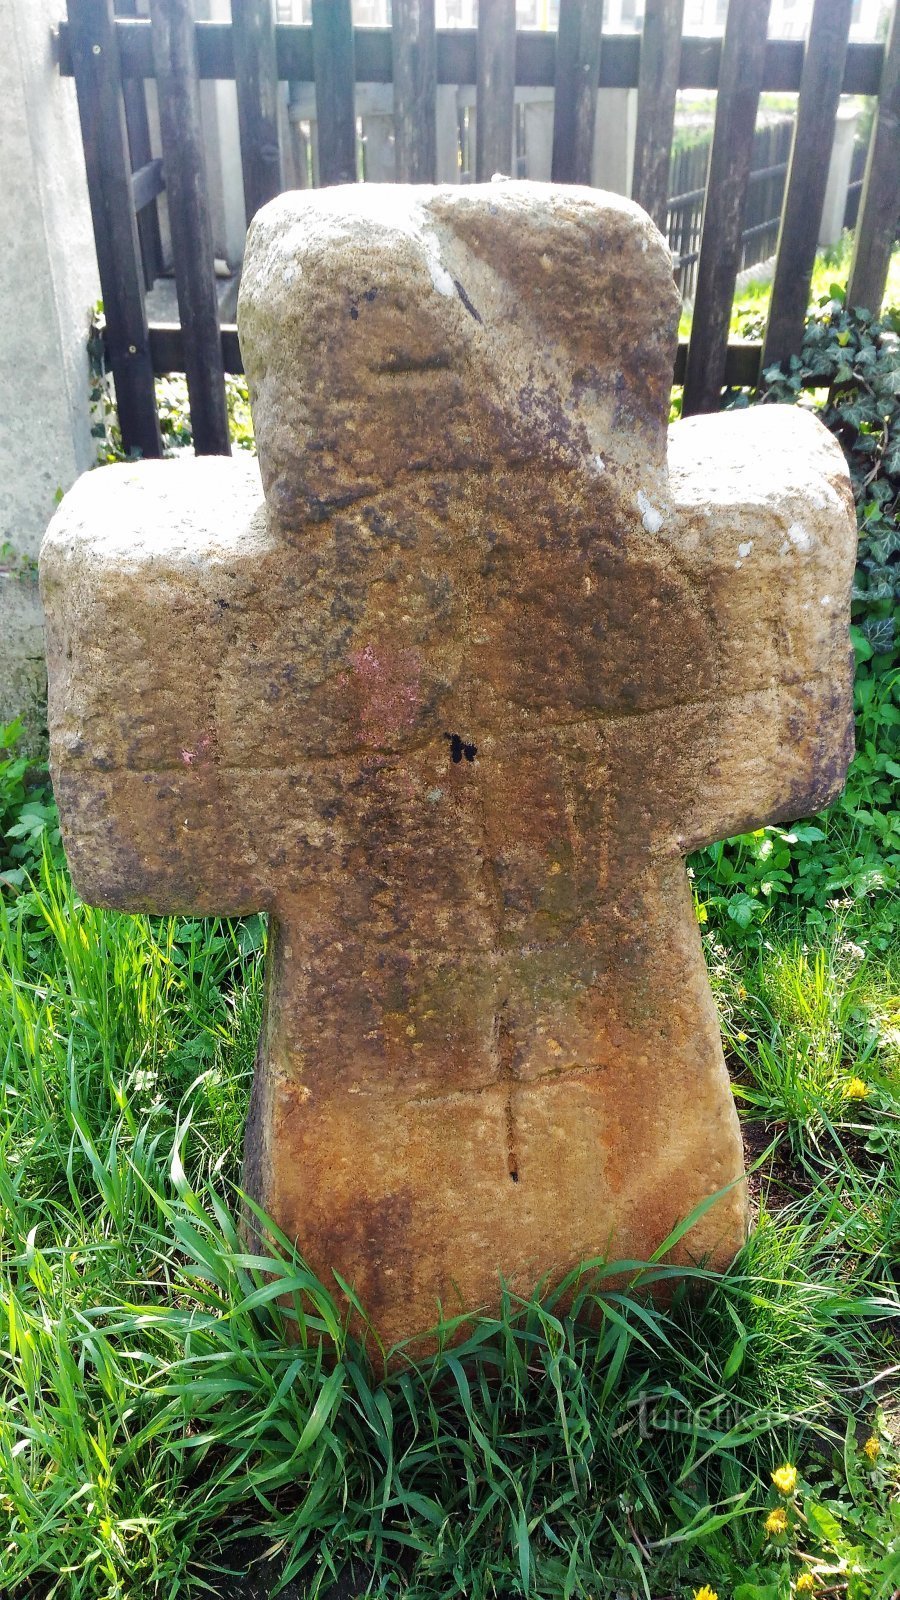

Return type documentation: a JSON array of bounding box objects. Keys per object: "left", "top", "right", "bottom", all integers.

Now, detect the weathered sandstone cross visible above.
[{"left": 42, "top": 184, "right": 856, "bottom": 1347}]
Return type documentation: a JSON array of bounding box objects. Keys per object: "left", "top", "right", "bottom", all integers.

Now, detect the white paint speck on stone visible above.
[
  {"left": 593, "top": 454, "right": 605, "bottom": 473},
  {"left": 820, "top": 594, "right": 832, "bottom": 606},
  {"left": 738, "top": 540, "right": 753, "bottom": 559},
  {"left": 787, "top": 522, "right": 813, "bottom": 552},
  {"left": 428, "top": 257, "right": 455, "bottom": 297},
  {"left": 416, "top": 209, "right": 457, "bottom": 297},
  {"left": 636, "top": 489, "right": 663, "bottom": 534}
]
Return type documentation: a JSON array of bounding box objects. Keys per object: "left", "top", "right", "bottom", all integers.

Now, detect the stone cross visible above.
[{"left": 42, "top": 184, "right": 856, "bottom": 1349}]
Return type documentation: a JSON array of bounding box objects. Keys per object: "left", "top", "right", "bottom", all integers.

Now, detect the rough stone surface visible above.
[{"left": 41, "top": 183, "right": 857, "bottom": 1350}]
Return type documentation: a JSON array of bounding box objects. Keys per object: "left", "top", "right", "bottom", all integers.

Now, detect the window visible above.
[{"left": 353, "top": 0, "right": 389, "bottom": 21}]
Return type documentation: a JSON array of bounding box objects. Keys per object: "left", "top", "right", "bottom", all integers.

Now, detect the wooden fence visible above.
[
  {"left": 59, "top": 0, "right": 900, "bottom": 456},
  {"left": 667, "top": 116, "right": 795, "bottom": 299}
]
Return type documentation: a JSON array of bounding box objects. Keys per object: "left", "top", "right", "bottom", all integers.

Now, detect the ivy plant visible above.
[{"left": 692, "top": 295, "right": 900, "bottom": 934}]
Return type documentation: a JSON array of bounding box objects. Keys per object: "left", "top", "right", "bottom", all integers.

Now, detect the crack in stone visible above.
[
  {"left": 475, "top": 783, "right": 520, "bottom": 1184},
  {"left": 497, "top": 1005, "right": 520, "bottom": 1183}
]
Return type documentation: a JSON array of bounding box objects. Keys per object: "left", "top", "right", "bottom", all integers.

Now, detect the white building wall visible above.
[{"left": 0, "top": 0, "right": 99, "bottom": 742}]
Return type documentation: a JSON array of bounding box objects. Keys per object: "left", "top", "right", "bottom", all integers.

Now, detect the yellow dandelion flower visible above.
[
  {"left": 696, "top": 903, "right": 708, "bottom": 924},
  {"left": 736, "top": 1030, "right": 748, "bottom": 1042},
  {"left": 771, "top": 1463, "right": 798, "bottom": 1495},
  {"left": 795, "top": 1574, "right": 815, "bottom": 1594},
  {"left": 765, "top": 1506, "right": 789, "bottom": 1537},
  {"left": 845, "top": 1077, "right": 869, "bottom": 1101},
  {"left": 694, "top": 1588, "right": 719, "bottom": 1600},
  {"left": 863, "top": 1434, "right": 881, "bottom": 1464}
]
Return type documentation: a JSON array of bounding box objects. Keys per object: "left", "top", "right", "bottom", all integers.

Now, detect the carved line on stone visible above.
[
  {"left": 305, "top": 1056, "right": 672, "bottom": 1107},
  {"left": 61, "top": 672, "right": 837, "bottom": 774}
]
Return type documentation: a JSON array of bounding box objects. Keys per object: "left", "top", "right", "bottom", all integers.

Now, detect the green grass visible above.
[
  {"left": 678, "top": 234, "right": 900, "bottom": 340},
  {"left": 1, "top": 847, "right": 898, "bottom": 1599}
]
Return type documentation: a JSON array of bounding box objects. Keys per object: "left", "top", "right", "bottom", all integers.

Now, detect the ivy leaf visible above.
[
  {"left": 860, "top": 616, "right": 896, "bottom": 653},
  {"left": 850, "top": 625, "right": 875, "bottom": 662}
]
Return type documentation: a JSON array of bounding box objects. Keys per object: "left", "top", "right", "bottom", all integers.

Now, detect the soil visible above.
[{"left": 207, "top": 1539, "right": 372, "bottom": 1600}]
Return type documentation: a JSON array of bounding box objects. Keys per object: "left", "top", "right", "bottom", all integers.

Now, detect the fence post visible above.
[
  {"left": 312, "top": 0, "right": 356, "bottom": 186},
  {"left": 476, "top": 0, "right": 516, "bottom": 180},
  {"left": 762, "top": 0, "right": 854, "bottom": 370},
  {"left": 115, "top": 0, "right": 164, "bottom": 289},
  {"left": 591, "top": 88, "right": 637, "bottom": 195},
  {"left": 819, "top": 103, "right": 859, "bottom": 247},
  {"left": 149, "top": 0, "right": 230, "bottom": 455},
  {"left": 846, "top": 0, "right": 900, "bottom": 316},
  {"left": 632, "top": 0, "right": 685, "bottom": 231},
  {"left": 66, "top": 0, "right": 161, "bottom": 457},
  {"left": 523, "top": 88, "right": 555, "bottom": 180},
  {"left": 435, "top": 84, "right": 460, "bottom": 182},
  {"left": 232, "top": 0, "right": 283, "bottom": 227},
  {"left": 359, "top": 85, "right": 396, "bottom": 183},
  {"left": 551, "top": 0, "right": 605, "bottom": 186},
  {"left": 393, "top": 0, "right": 437, "bottom": 183},
  {"left": 682, "top": 0, "right": 771, "bottom": 416}
]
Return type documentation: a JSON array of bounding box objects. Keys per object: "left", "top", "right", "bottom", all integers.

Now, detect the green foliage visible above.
[
  {"left": 730, "top": 233, "right": 900, "bottom": 343},
  {"left": 713, "top": 929, "right": 898, "bottom": 1159},
  {"left": 151, "top": 373, "right": 256, "bottom": 455},
  {"left": 0, "top": 720, "right": 62, "bottom": 895},
  {"left": 692, "top": 294, "right": 900, "bottom": 935},
  {"left": 88, "top": 305, "right": 255, "bottom": 461}
]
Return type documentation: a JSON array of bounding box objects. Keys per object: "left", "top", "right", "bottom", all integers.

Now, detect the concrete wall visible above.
[{"left": 0, "top": 0, "right": 99, "bottom": 747}]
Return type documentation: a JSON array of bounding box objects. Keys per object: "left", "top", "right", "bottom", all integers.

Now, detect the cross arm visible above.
[
  {"left": 40, "top": 455, "right": 273, "bottom": 916},
  {"left": 661, "top": 404, "right": 857, "bottom": 853}
]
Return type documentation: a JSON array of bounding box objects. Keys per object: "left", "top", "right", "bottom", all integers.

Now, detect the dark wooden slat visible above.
[
  {"left": 149, "top": 0, "right": 230, "bottom": 455},
  {"left": 632, "top": 0, "right": 685, "bottom": 230},
  {"left": 392, "top": 0, "right": 436, "bottom": 182},
  {"left": 311, "top": 0, "right": 356, "bottom": 185},
  {"left": 150, "top": 322, "right": 244, "bottom": 374},
  {"left": 682, "top": 0, "right": 772, "bottom": 417},
  {"left": 66, "top": 0, "right": 161, "bottom": 458},
  {"left": 147, "top": 319, "right": 769, "bottom": 390},
  {"left": 762, "top": 0, "right": 853, "bottom": 369},
  {"left": 840, "top": 38, "right": 888, "bottom": 94},
  {"left": 232, "top": 0, "right": 282, "bottom": 227},
  {"left": 551, "top": 0, "right": 605, "bottom": 185},
  {"left": 673, "top": 337, "right": 760, "bottom": 388},
  {"left": 116, "top": 0, "right": 164, "bottom": 290},
  {"left": 475, "top": 0, "right": 516, "bottom": 181},
  {"left": 847, "top": 0, "right": 900, "bottom": 316},
  {"left": 58, "top": 22, "right": 888, "bottom": 95},
  {"left": 131, "top": 156, "right": 165, "bottom": 211}
]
